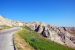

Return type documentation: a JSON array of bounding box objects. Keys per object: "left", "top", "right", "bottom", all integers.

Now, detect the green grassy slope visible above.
[{"left": 17, "top": 27, "right": 75, "bottom": 50}]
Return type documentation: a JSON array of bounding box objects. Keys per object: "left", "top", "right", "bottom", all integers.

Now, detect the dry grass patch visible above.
[{"left": 14, "top": 33, "right": 34, "bottom": 50}]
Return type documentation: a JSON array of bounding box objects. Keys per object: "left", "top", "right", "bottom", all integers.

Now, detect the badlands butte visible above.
[{"left": 0, "top": 16, "right": 75, "bottom": 49}]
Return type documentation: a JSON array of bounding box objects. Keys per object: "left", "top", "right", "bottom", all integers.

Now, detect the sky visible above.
[{"left": 0, "top": 0, "right": 75, "bottom": 26}]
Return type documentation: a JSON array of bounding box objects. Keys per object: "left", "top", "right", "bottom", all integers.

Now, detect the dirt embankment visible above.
[{"left": 14, "top": 33, "right": 34, "bottom": 50}]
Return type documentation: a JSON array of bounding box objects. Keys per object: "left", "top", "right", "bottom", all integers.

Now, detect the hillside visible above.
[
  {"left": 24, "top": 22, "right": 75, "bottom": 48},
  {"left": 15, "top": 27, "right": 75, "bottom": 50},
  {"left": 0, "top": 16, "right": 24, "bottom": 27},
  {"left": 0, "top": 16, "right": 75, "bottom": 50}
]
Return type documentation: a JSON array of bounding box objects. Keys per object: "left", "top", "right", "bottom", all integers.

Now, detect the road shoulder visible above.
[{"left": 14, "top": 33, "right": 34, "bottom": 50}]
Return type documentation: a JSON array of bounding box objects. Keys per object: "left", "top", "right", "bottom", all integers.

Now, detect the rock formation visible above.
[
  {"left": 0, "top": 16, "right": 75, "bottom": 48},
  {"left": 26, "top": 22, "right": 75, "bottom": 48},
  {"left": 0, "top": 16, "right": 24, "bottom": 27}
]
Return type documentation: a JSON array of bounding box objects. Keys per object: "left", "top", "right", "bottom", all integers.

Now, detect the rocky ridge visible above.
[
  {"left": 0, "top": 16, "right": 24, "bottom": 27},
  {"left": 25, "top": 22, "right": 75, "bottom": 48},
  {"left": 0, "top": 16, "right": 75, "bottom": 48}
]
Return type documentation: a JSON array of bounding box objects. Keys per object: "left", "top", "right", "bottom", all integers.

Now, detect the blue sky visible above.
[{"left": 0, "top": 0, "right": 75, "bottom": 26}]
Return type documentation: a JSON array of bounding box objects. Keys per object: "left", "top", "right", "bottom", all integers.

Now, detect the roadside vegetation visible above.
[
  {"left": 0, "top": 25, "right": 12, "bottom": 30},
  {"left": 16, "top": 27, "right": 75, "bottom": 50},
  {"left": 15, "top": 33, "right": 34, "bottom": 50}
]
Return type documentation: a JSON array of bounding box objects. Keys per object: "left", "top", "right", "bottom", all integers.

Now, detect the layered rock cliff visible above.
[
  {"left": 0, "top": 16, "right": 24, "bottom": 27},
  {"left": 25, "top": 22, "right": 75, "bottom": 48}
]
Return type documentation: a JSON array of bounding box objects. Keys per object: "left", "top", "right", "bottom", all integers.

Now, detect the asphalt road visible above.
[{"left": 0, "top": 27, "right": 20, "bottom": 50}]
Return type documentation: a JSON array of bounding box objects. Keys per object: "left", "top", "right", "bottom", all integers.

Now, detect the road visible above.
[{"left": 0, "top": 27, "right": 20, "bottom": 50}]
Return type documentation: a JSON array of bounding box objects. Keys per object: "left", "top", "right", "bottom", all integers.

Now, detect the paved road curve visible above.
[{"left": 0, "top": 27, "right": 20, "bottom": 50}]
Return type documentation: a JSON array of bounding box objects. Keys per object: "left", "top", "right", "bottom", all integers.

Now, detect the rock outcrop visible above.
[
  {"left": 26, "top": 22, "right": 75, "bottom": 48},
  {"left": 0, "top": 16, "right": 24, "bottom": 27},
  {"left": 0, "top": 16, "right": 75, "bottom": 48}
]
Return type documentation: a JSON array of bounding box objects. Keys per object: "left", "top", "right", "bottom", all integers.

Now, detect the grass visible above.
[
  {"left": 15, "top": 33, "right": 34, "bottom": 50},
  {"left": 17, "top": 27, "right": 75, "bottom": 50},
  {"left": 0, "top": 25, "right": 12, "bottom": 30}
]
